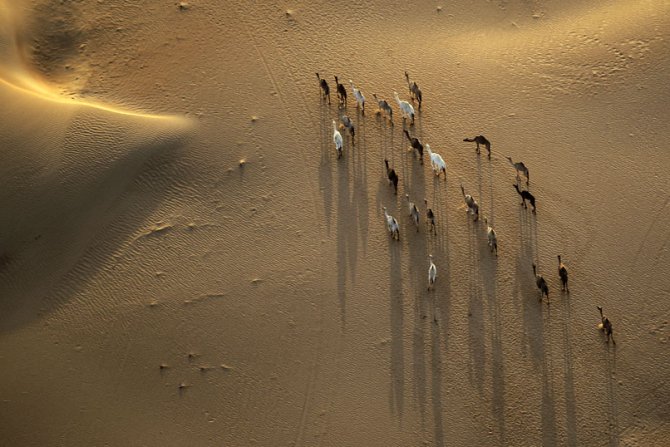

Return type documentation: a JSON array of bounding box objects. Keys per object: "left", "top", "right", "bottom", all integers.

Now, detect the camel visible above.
[
  {"left": 349, "top": 79, "right": 365, "bottom": 113},
  {"left": 383, "top": 206, "right": 400, "bottom": 240},
  {"left": 513, "top": 184, "right": 536, "bottom": 212},
  {"left": 404, "top": 71, "right": 423, "bottom": 110},
  {"left": 316, "top": 73, "right": 331, "bottom": 104},
  {"left": 332, "top": 120, "right": 343, "bottom": 159},
  {"left": 424, "top": 199, "right": 436, "bottom": 234},
  {"left": 425, "top": 144, "right": 447, "bottom": 179},
  {"left": 384, "top": 159, "right": 398, "bottom": 194},
  {"left": 460, "top": 184, "right": 480, "bottom": 222},
  {"left": 393, "top": 91, "right": 415, "bottom": 124},
  {"left": 532, "top": 264, "right": 549, "bottom": 302},
  {"left": 427, "top": 255, "right": 437, "bottom": 290},
  {"left": 406, "top": 194, "right": 420, "bottom": 232},
  {"left": 484, "top": 217, "right": 498, "bottom": 256},
  {"left": 558, "top": 255, "right": 569, "bottom": 292},
  {"left": 403, "top": 129, "right": 424, "bottom": 163},
  {"left": 597, "top": 306, "right": 616, "bottom": 344},
  {"left": 334, "top": 75, "right": 347, "bottom": 105},
  {"left": 463, "top": 135, "right": 491, "bottom": 159},
  {"left": 372, "top": 93, "right": 393, "bottom": 123},
  {"left": 507, "top": 156, "right": 529, "bottom": 185}
]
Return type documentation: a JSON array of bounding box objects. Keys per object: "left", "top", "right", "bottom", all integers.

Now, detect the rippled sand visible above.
[{"left": 1, "top": 1, "right": 668, "bottom": 445}]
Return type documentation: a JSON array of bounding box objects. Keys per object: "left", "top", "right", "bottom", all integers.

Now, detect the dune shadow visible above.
[{"left": 0, "top": 134, "right": 189, "bottom": 333}]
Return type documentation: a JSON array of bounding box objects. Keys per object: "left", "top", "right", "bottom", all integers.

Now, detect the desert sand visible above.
[{"left": 1, "top": 0, "right": 669, "bottom": 445}]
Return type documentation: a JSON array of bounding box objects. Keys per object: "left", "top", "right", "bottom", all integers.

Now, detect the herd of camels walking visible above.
[{"left": 316, "top": 71, "right": 615, "bottom": 345}]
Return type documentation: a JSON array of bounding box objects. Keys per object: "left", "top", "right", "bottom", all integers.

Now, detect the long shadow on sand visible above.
[
  {"left": 560, "top": 292, "right": 579, "bottom": 447},
  {"left": 318, "top": 100, "right": 334, "bottom": 234},
  {"left": 389, "top": 235, "right": 404, "bottom": 417},
  {"left": 334, "top": 139, "right": 362, "bottom": 330},
  {"left": 516, "top": 204, "right": 559, "bottom": 446},
  {"left": 466, "top": 212, "right": 486, "bottom": 394},
  {"left": 605, "top": 346, "right": 619, "bottom": 446},
  {"left": 430, "top": 318, "right": 446, "bottom": 447}
]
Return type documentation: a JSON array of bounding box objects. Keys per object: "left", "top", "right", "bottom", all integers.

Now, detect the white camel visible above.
[
  {"left": 484, "top": 217, "right": 498, "bottom": 256},
  {"left": 383, "top": 206, "right": 400, "bottom": 240},
  {"left": 393, "top": 91, "right": 415, "bottom": 124},
  {"left": 425, "top": 144, "right": 446, "bottom": 179},
  {"left": 332, "top": 120, "right": 343, "bottom": 159},
  {"left": 428, "top": 255, "right": 437, "bottom": 290},
  {"left": 406, "top": 194, "right": 420, "bottom": 232},
  {"left": 349, "top": 80, "right": 365, "bottom": 113}
]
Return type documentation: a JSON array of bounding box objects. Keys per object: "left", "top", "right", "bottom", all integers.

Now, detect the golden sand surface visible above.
[{"left": 1, "top": 1, "right": 668, "bottom": 445}]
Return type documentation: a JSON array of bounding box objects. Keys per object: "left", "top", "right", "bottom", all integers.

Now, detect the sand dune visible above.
[
  {"left": 0, "top": 2, "right": 192, "bottom": 328},
  {"left": 1, "top": 0, "right": 668, "bottom": 446}
]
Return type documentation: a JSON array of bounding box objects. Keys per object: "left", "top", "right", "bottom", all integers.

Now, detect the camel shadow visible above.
[
  {"left": 605, "top": 345, "right": 619, "bottom": 446},
  {"left": 335, "top": 140, "right": 360, "bottom": 330},
  {"left": 430, "top": 319, "right": 446, "bottom": 447},
  {"left": 318, "top": 99, "right": 334, "bottom": 234},
  {"left": 388, "top": 230, "right": 405, "bottom": 418},
  {"left": 352, "top": 108, "right": 369, "bottom": 257},
  {"left": 466, "top": 214, "right": 486, "bottom": 394},
  {"left": 560, "top": 292, "right": 578, "bottom": 447}
]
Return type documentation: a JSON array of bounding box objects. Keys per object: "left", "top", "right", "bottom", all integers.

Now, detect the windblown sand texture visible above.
[{"left": 1, "top": 1, "right": 669, "bottom": 445}]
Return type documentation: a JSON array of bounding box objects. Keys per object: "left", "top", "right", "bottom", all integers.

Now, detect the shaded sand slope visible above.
[
  {"left": 1, "top": 1, "right": 669, "bottom": 446},
  {"left": 0, "top": 1, "right": 192, "bottom": 328}
]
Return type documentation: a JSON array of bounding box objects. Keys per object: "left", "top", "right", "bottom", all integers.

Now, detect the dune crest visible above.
[{"left": 0, "top": 1, "right": 188, "bottom": 119}]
